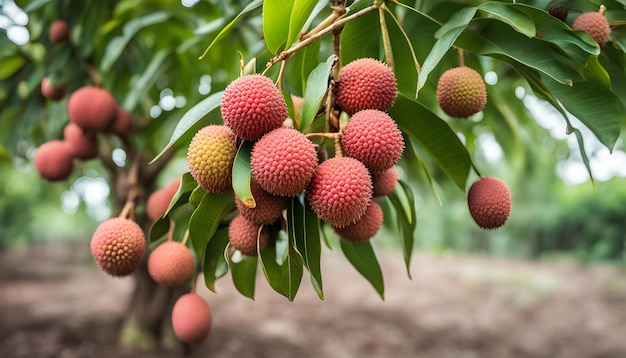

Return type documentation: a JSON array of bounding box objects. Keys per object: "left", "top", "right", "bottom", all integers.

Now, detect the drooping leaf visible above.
[
  {"left": 340, "top": 240, "right": 384, "bottom": 299},
  {"left": 263, "top": 0, "right": 295, "bottom": 54},
  {"left": 293, "top": 198, "right": 324, "bottom": 299},
  {"left": 300, "top": 55, "right": 334, "bottom": 131},
  {"left": 386, "top": 181, "right": 417, "bottom": 279},
  {"left": 204, "top": 227, "right": 230, "bottom": 292},
  {"left": 478, "top": 2, "right": 535, "bottom": 38},
  {"left": 227, "top": 251, "right": 258, "bottom": 299},
  {"left": 259, "top": 230, "right": 304, "bottom": 301},
  {"left": 232, "top": 141, "right": 254, "bottom": 208},
  {"left": 189, "top": 192, "right": 235, "bottom": 260}
]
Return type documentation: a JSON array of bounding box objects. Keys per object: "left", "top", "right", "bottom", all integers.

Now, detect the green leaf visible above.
[
  {"left": 227, "top": 252, "right": 258, "bottom": 299},
  {"left": 165, "top": 172, "right": 197, "bottom": 216},
  {"left": 386, "top": 181, "right": 417, "bottom": 279},
  {"left": 583, "top": 55, "right": 610, "bottom": 88},
  {"left": 300, "top": 55, "right": 334, "bottom": 131},
  {"left": 263, "top": 0, "right": 295, "bottom": 54},
  {"left": 124, "top": 49, "right": 170, "bottom": 111},
  {"left": 405, "top": 139, "right": 442, "bottom": 205},
  {"left": 340, "top": 10, "right": 381, "bottom": 66},
  {"left": 259, "top": 231, "right": 304, "bottom": 301},
  {"left": 293, "top": 198, "right": 324, "bottom": 299},
  {"left": 389, "top": 94, "right": 471, "bottom": 190},
  {"left": 149, "top": 216, "right": 170, "bottom": 243},
  {"left": 204, "top": 227, "right": 230, "bottom": 292},
  {"left": 340, "top": 240, "right": 384, "bottom": 299},
  {"left": 384, "top": 9, "right": 420, "bottom": 98},
  {"left": 189, "top": 192, "right": 235, "bottom": 260},
  {"left": 478, "top": 2, "right": 535, "bottom": 38},
  {"left": 0, "top": 55, "right": 25, "bottom": 81},
  {"left": 150, "top": 91, "right": 224, "bottom": 164},
  {"left": 232, "top": 141, "right": 254, "bottom": 208},
  {"left": 286, "top": 0, "right": 318, "bottom": 49}
]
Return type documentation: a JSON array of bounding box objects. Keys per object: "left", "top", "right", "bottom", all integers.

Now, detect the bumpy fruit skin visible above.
[
  {"left": 187, "top": 125, "right": 237, "bottom": 193},
  {"left": 467, "top": 176, "right": 512, "bottom": 230},
  {"left": 68, "top": 86, "right": 118, "bottom": 131},
  {"left": 221, "top": 74, "right": 287, "bottom": 141},
  {"left": 372, "top": 166, "right": 398, "bottom": 197},
  {"left": 63, "top": 123, "right": 99, "bottom": 160},
  {"left": 148, "top": 241, "right": 195, "bottom": 286},
  {"left": 108, "top": 108, "right": 132, "bottom": 137},
  {"left": 342, "top": 109, "right": 404, "bottom": 174},
  {"left": 307, "top": 157, "right": 373, "bottom": 228},
  {"left": 228, "top": 214, "right": 270, "bottom": 256},
  {"left": 41, "top": 77, "right": 65, "bottom": 101},
  {"left": 34, "top": 140, "right": 74, "bottom": 181},
  {"left": 436, "top": 66, "right": 487, "bottom": 119},
  {"left": 336, "top": 58, "right": 397, "bottom": 114},
  {"left": 49, "top": 20, "right": 70, "bottom": 43},
  {"left": 333, "top": 201, "right": 384, "bottom": 242},
  {"left": 236, "top": 178, "right": 288, "bottom": 225},
  {"left": 172, "top": 293, "right": 212, "bottom": 344},
  {"left": 572, "top": 12, "right": 611, "bottom": 48},
  {"left": 251, "top": 128, "right": 318, "bottom": 196},
  {"left": 90, "top": 217, "right": 146, "bottom": 277}
]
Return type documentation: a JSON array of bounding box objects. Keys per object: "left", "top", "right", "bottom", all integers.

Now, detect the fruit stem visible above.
[
  {"left": 599, "top": 5, "right": 607, "bottom": 15},
  {"left": 118, "top": 200, "right": 135, "bottom": 219},
  {"left": 305, "top": 132, "right": 341, "bottom": 140},
  {"left": 379, "top": 4, "right": 394, "bottom": 70},
  {"left": 167, "top": 218, "right": 175, "bottom": 242},
  {"left": 181, "top": 229, "right": 190, "bottom": 246},
  {"left": 334, "top": 136, "right": 343, "bottom": 157},
  {"left": 457, "top": 48, "right": 465, "bottom": 67}
]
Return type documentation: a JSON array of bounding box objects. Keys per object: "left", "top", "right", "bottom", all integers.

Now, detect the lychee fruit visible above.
[
  {"left": 307, "top": 157, "right": 373, "bottom": 228},
  {"left": 68, "top": 86, "right": 118, "bottom": 131},
  {"left": 572, "top": 9, "right": 611, "bottom": 48},
  {"left": 108, "top": 107, "right": 133, "bottom": 137},
  {"left": 171, "top": 293, "right": 212, "bottom": 344},
  {"left": 187, "top": 125, "right": 237, "bottom": 193},
  {"left": 41, "top": 77, "right": 65, "bottom": 101},
  {"left": 372, "top": 166, "right": 398, "bottom": 197},
  {"left": 235, "top": 178, "right": 289, "bottom": 225},
  {"left": 166, "top": 178, "right": 181, "bottom": 196},
  {"left": 63, "top": 123, "right": 99, "bottom": 160},
  {"left": 34, "top": 140, "right": 74, "bottom": 181},
  {"left": 221, "top": 74, "right": 287, "bottom": 141},
  {"left": 228, "top": 214, "right": 270, "bottom": 256},
  {"left": 333, "top": 201, "right": 384, "bottom": 242},
  {"left": 90, "top": 217, "right": 146, "bottom": 277},
  {"left": 49, "top": 20, "right": 70, "bottom": 43},
  {"left": 336, "top": 58, "right": 397, "bottom": 115},
  {"left": 251, "top": 127, "right": 318, "bottom": 197},
  {"left": 342, "top": 109, "right": 404, "bottom": 174},
  {"left": 548, "top": 6, "right": 568, "bottom": 22},
  {"left": 147, "top": 241, "right": 195, "bottom": 286},
  {"left": 467, "top": 176, "right": 512, "bottom": 230},
  {"left": 436, "top": 66, "right": 487, "bottom": 119},
  {"left": 146, "top": 189, "right": 171, "bottom": 221}
]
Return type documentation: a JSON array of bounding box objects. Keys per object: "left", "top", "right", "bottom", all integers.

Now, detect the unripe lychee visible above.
[
  {"left": 108, "top": 107, "right": 132, "bottom": 137},
  {"left": 436, "top": 66, "right": 487, "bottom": 119},
  {"left": 228, "top": 214, "right": 270, "bottom": 256},
  {"left": 333, "top": 201, "right": 384, "bottom": 243},
  {"left": 148, "top": 241, "right": 195, "bottom": 286},
  {"left": 307, "top": 157, "right": 373, "bottom": 228},
  {"left": 221, "top": 74, "right": 287, "bottom": 141},
  {"left": 68, "top": 86, "right": 118, "bottom": 131},
  {"left": 372, "top": 166, "right": 398, "bottom": 197},
  {"left": 171, "top": 293, "right": 212, "bottom": 344},
  {"left": 34, "top": 140, "right": 74, "bottom": 181},
  {"left": 63, "top": 123, "right": 99, "bottom": 160},
  {"left": 251, "top": 128, "right": 318, "bottom": 197},
  {"left": 336, "top": 58, "right": 397, "bottom": 115},
  {"left": 90, "top": 217, "right": 146, "bottom": 277},
  {"left": 342, "top": 109, "right": 404, "bottom": 174},
  {"left": 236, "top": 178, "right": 288, "bottom": 225},
  {"left": 187, "top": 125, "right": 237, "bottom": 193},
  {"left": 467, "top": 176, "right": 512, "bottom": 230},
  {"left": 41, "top": 77, "right": 65, "bottom": 101},
  {"left": 572, "top": 10, "right": 611, "bottom": 48},
  {"left": 49, "top": 20, "right": 70, "bottom": 43}
]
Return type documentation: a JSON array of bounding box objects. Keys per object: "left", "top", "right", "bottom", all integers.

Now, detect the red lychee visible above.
[
  {"left": 307, "top": 157, "right": 373, "bottom": 228},
  {"left": 148, "top": 241, "right": 195, "bottom": 286},
  {"left": 572, "top": 10, "right": 611, "bottom": 48},
  {"left": 333, "top": 201, "right": 384, "bottom": 242},
  {"left": 41, "top": 77, "right": 65, "bottom": 101},
  {"left": 49, "top": 20, "right": 70, "bottom": 43},
  {"left": 342, "top": 109, "right": 404, "bottom": 174},
  {"left": 372, "top": 166, "right": 398, "bottom": 197},
  {"left": 221, "top": 74, "right": 287, "bottom": 141},
  {"left": 251, "top": 128, "right": 318, "bottom": 197},
  {"left": 171, "top": 293, "right": 212, "bottom": 344},
  {"left": 436, "top": 66, "right": 487, "bottom": 119},
  {"left": 467, "top": 176, "right": 512, "bottom": 230},
  {"left": 68, "top": 86, "right": 118, "bottom": 131},
  {"left": 90, "top": 217, "right": 146, "bottom": 277},
  {"left": 34, "top": 140, "right": 74, "bottom": 182},
  {"left": 336, "top": 58, "right": 397, "bottom": 115},
  {"left": 108, "top": 107, "right": 133, "bottom": 137},
  {"left": 228, "top": 214, "right": 270, "bottom": 256},
  {"left": 187, "top": 125, "right": 237, "bottom": 193},
  {"left": 63, "top": 123, "right": 99, "bottom": 160},
  {"left": 236, "top": 178, "right": 288, "bottom": 225}
]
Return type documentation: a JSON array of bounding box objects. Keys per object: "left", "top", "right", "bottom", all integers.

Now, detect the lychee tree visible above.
[{"left": 1, "top": 0, "right": 625, "bottom": 349}]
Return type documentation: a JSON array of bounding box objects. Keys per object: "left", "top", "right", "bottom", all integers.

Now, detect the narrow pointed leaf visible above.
[
  {"left": 386, "top": 180, "right": 417, "bottom": 279},
  {"left": 293, "top": 198, "right": 324, "bottom": 299},
  {"left": 189, "top": 192, "right": 235, "bottom": 260},
  {"left": 227, "top": 252, "right": 258, "bottom": 299},
  {"left": 287, "top": 0, "right": 318, "bottom": 49},
  {"left": 232, "top": 141, "right": 255, "bottom": 207},
  {"left": 204, "top": 228, "right": 230, "bottom": 292},
  {"left": 340, "top": 240, "right": 384, "bottom": 299},
  {"left": 263, "top": 0, "right": 295, "bottom": 54},
  {"left": 300, "top": 55, "right": 334, "bottom": 131}
]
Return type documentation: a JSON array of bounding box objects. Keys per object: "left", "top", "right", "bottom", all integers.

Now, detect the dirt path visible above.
[{"left": 1, "top": 243, "right": 626, "bottom": 358}]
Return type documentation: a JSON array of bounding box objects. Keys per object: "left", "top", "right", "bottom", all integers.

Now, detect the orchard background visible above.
[{"left": 1, "top": 0, "right": 626, "bottom": 357}]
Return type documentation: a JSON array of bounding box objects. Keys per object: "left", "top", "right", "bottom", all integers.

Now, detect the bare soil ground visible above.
[{"left": 1, "top": 241, "right": 626, "bottom": 358}]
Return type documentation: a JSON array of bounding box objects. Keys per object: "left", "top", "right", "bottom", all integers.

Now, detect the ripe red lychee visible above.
[
  {"left": 148, "top": 241, "right": 195, "bottom": 286},
  {"left": 333, "top": 201, "right": 384, "bottom": 243},
  {"left": 336, "top": 58, "right": 397, "bottom": 115},
  {"left": 41, "top": 77, "right": 65, "bottom": 101},
  {"left": 467, "top": 176, "right": 512, "bottom": 230},
  {"left": 171, "top": 293, "right": 212, "bottom": 344},
  {"left": 34, "top": 140, "right": 74, "bottom": 182},
  {"left": 108, "top": 107, "right": 133, "bottom": 137},
  {"left": 221, "top": 74, "right": 287, "bottom": 141},
  {"left": 436, "top": 66, "right": 487, "bottom": 119},
  {"left": 90, "top": 217, "right": 146, "bottom": 277},
  {"left": 236, "top": 178, "right": 288, "bottom": 225},
  {"left": 63, "top": 123, "right": 99, "bottom": 160},
  {"left": 372, "top": 166, "right": 398, "bottom": 197},
  {"left": 251, "top": 128, "right": 318, "bottom": 197},
  {"left": 49, "top": 20, "right": 70, "bottom": 43},
  {"left": 307, "top": 157, "right": 373, "bottom": 228},
  {"left": 146, "top": 178, "right": 181, "bottom": 221},
  {"left": 342, "top": 109, "right": 404, "bottom": 174},
  {"left": 572, "top": 9, "right": 611, "bottom": 48},
  {"left": 68, "top": 86, "right": 118, "bottom": 131},
  {"left": 187, "top": 125, "right": 237, "bottom": 193},
  {"left": 228, "top": 214, "right": 270, "bottom": 256}
]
